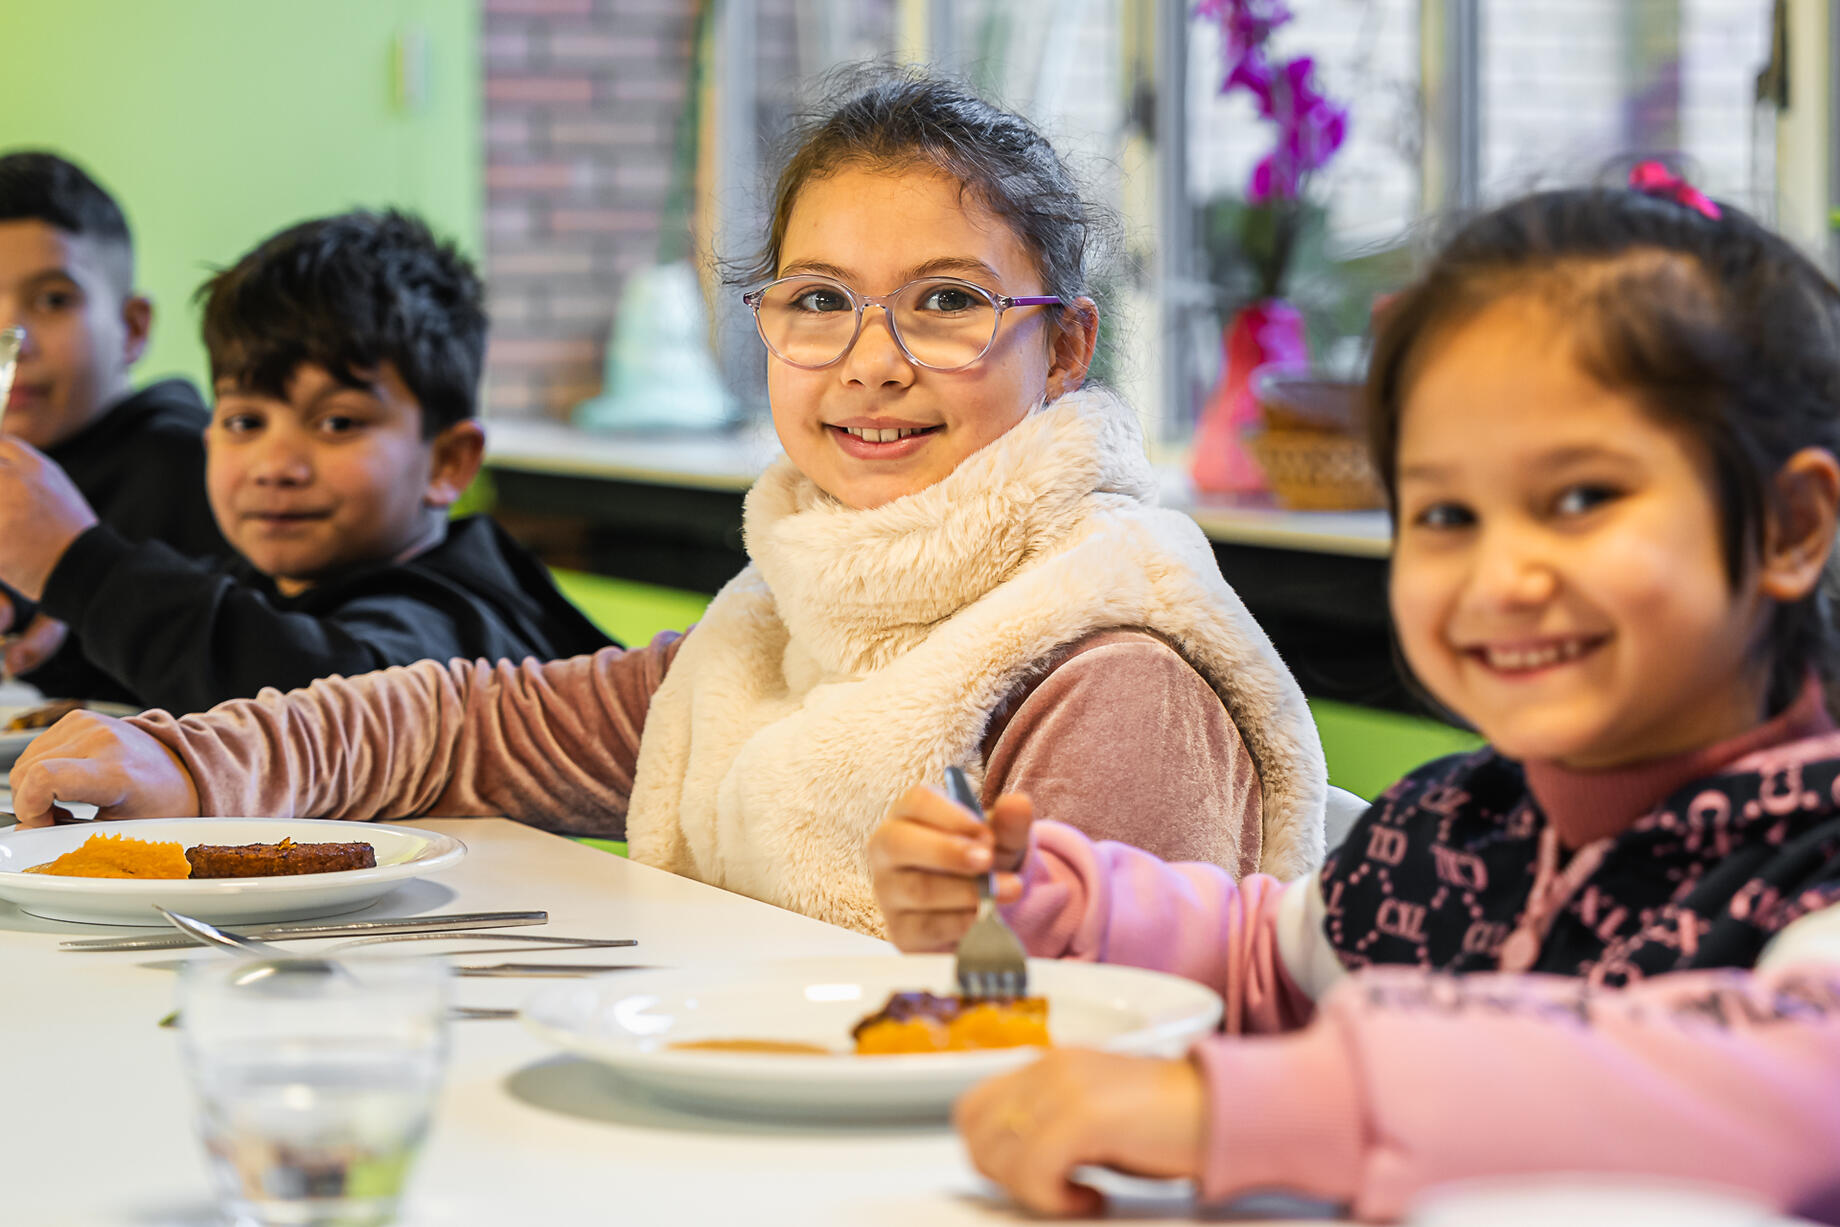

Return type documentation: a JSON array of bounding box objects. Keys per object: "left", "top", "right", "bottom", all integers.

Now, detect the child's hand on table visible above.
[
  {"left": 956, "top": 1048, "right": 1207, "bottom": 1216},
  {"left": 869, "top": 784, "right": 1034, "bottom": 951},
  {"left": 9, "top": 710, "right": 199, "bottom": 826}
]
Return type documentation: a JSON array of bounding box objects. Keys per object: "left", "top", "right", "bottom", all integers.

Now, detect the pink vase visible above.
[{"left": 1189, "top": 299, "right": 1309, "bottom": 499}]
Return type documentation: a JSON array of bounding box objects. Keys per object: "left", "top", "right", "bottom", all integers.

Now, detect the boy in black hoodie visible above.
[
  {"left": 0, "top": 208, "right": 613, "bottom": 714},
  {"left": 0, "top": 152, "right": 230, "bottom": 698}
]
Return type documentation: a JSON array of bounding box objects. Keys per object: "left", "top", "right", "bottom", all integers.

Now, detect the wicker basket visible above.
[
  {"left": 1246, "top": 370, "right": 1383, "bottom": 511},
  {"left": 1245, "top": 430, "right": 1383, "bottom": 511}
]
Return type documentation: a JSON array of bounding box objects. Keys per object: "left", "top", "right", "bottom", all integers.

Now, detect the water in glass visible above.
[{"left": 179, "top": 956, "right": 448, "bottom": 1227}]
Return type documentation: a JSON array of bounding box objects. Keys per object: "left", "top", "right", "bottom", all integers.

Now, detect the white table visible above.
[{"left": 4, "top": 817, "right": 1313, "bottom": 1227}]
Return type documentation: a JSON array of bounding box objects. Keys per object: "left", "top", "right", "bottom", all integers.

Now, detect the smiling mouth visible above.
[
  {"left": 829, "top": 424, "right": 943, "bottom": 443},
  {"left": 1465, "top": 635, "right": 1607, "bottom": 674}
]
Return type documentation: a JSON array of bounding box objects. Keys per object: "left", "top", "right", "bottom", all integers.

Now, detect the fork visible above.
[{"left": 943, "top": 766, "right": 1029, "bottom": 1000}]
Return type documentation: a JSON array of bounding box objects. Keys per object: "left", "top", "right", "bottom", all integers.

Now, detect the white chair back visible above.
[{"left": 1323, "top": 785, "right": 1371, "bottom": 856}]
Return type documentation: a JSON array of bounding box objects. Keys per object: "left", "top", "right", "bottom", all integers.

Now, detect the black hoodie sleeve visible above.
[{"left": 37, "top": 525, "right": 504, "bottom": 715}]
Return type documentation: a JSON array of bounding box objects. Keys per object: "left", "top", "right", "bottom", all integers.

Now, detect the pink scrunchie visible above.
[{"left": 1628, "top": 160, "right": 1722, "bottom": 221}]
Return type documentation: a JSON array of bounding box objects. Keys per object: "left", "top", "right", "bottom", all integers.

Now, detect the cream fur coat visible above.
[{"left": 625, "top": 389, "right": 1328, "bottom": 931}]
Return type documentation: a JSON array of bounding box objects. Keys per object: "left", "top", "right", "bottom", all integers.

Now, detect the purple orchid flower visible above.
[
  {"left": 1199, "top": 0, "right": 1294, "bottom": 62},
  {"left": 1199, "top": 0, "right": 1347, "bottom": 203}
]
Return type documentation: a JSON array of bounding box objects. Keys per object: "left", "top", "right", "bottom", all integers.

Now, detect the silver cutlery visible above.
[
  {"left": 157, "top": 913, "right": 643, "bottom": 980},
  {"left": 156, "top": 904, "right": 291, "bottom": 958},
  {"left": 454, "top": 962, "right": 648, "bottom": 978},
  {"left": 0, "top": 801, "right": 100, "bottom": 826},
  {"left": 943, "top": 766, "right": 1029, "bottom": 1000},
  {"left": 148, "top": 907, "right": 522, "bottom": 1026},
  {"left": 158, "top": 1005, "right": 518, "bottom": 1028},
  {"left": 61, "top": 909, "right": 551, "bottom": 952},
  {"left": 329, "top": 933, "right": 638, "bottom": 953}
]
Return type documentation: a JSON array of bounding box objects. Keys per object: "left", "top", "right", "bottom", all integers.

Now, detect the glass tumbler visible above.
[{"left": 177, "top": 955, "right": 449, "bottom": 1227}]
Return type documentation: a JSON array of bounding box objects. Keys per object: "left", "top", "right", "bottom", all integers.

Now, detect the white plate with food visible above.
[
  {"left": 522, "top": 954, "right": 1224, "bottom": 1121},
  {"left": 0, "top": 699, "right": 141, "bottom": 768},
  {"left": 0, "top": 817, "right": 465, "bottom": 925}
]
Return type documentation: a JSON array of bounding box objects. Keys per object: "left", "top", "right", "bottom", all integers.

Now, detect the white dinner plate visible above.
[
  {"left": 0, "top": 817, "right": 465, "bottom": 925},
  {"left": 1407, "top": 1175, "right": 1790, "bottom": 1227},
  {"left": 0, "top": 700, "right": 140, "bottom": 769},
  {"left": 523, "top": 954, "right": 1224, "bottom": 1121}
]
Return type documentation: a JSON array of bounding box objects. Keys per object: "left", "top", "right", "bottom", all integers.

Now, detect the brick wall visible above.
[{"left": 481, "top": 0, "right": 696, "bottom": 422}]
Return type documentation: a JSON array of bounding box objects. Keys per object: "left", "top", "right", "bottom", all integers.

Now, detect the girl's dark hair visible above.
[
  {"left": 1368, "top": 188, "right": 1840, "bottom": 709},
  {"left": 730, "top": 66, "right": 1109, "bottom": 318},
  {"left": 198, "top": 209, "right": 487, "bottom": 437}
]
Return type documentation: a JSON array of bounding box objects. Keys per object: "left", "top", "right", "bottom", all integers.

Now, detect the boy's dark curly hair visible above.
[{"left": 199, "top": 209, "right": 487, "bottom": 436}]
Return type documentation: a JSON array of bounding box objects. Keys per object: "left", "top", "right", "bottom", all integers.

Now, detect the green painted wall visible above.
[
  {"left": 0, "top": 0, "right": 480, "bottom": 394},
  {"left": 1310, "top": 697, "right": 1482, "bottom": 802}
]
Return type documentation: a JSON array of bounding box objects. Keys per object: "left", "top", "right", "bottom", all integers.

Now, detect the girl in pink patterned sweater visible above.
[{"left": 871, "top": 170, "right": 1840, "bottom": 1220}]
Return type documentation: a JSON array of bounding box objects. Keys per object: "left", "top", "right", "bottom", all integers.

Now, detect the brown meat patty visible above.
[
  {"left": 6, "top": 698, "right": 86, "bottom": 731},
  {"left": 185, "top": 837, "right": 377, "bottom": 878}
]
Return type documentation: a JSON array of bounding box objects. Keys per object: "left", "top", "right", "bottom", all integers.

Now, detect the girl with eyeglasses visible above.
[{"left": 12, "top": 71, "right": 1328, "bottom": 930}]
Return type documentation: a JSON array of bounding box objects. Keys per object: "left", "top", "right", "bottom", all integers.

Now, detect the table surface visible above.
[
  {"left": 3, "top": 816, "right": 1326, "bottom": 1227},
  {"left": 483, "top": 416, "right": 1393, "bottom": 559}
]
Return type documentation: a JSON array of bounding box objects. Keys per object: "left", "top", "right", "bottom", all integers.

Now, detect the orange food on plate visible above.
[
  {"left": 23, "top": 833, "right": 192, "bottom": 879},
  {"left": 851, "top": 991, "right": 1050, "bottom": 1054},
  {"left": 946, "top": 999, "right": 1052, "bottom": 1050},
  {"left": 20, "top": 834, "right": 378, "bottom": 879}
]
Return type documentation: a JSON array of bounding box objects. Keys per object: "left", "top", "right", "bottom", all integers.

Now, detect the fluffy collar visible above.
[
  {"left": 745, "top": 389, "right": 1156, "bottom": 679},
  {"left": 624, "top": 385, "right": 1328, "bottom": 929}
]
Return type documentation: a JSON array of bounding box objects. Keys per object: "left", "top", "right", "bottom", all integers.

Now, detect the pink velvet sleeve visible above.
[
  {"left": 1006, "top": 819, "right": 1317, "bottom": 1035},
  {"left": 1191, "top": 961, "right": 1840, "bottom": 1223},
  {"left": 984, "top": 635, "right": 1263, "bottom": 876},
  {"left": 126, "top": 633, "right": 682, "bottom": 838}
]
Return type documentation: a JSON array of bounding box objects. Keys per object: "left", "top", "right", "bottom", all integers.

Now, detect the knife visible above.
[
  {"left": 0, "top": 802, "right": 101, "bottom": 826},
  {"left": 60, "top": 909, "right": 549, "bottom": 952},
  {"left": 454, "top": 962, "right": 651, "bottom": 977}
]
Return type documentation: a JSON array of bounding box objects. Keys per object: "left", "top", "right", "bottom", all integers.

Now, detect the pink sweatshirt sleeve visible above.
[
  {"left": 1192, "top": 961, "right": 1840, "bottom": 1224},
  {"left": 984, "top": 633, "right": 1263, "bottom": 876},
  {"left": 126, "top": 632, "right": 682, "bottom": 838},
  {"left": 1005, "top": 819, "right": 1317, "bottom": 1034}
]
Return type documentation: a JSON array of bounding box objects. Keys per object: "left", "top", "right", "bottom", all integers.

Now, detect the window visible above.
[
  {"left": 1164, "top": 0, "right": 1778, "bottom": 446},
  {"left": 516, "top": 0, "right": 1790, "bottom": 440}
]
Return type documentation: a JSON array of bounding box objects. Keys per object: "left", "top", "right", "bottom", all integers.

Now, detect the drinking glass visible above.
[{"left": 177, "top": 956, "right": 449, "bottom": 1227}]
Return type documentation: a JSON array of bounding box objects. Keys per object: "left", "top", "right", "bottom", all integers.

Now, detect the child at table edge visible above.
[
  {"left": 870, "top": 172, "right": 1840, "bottom": 1221},
  {"left": 0, "top": 151, "right": 231, "bottom": 699},
  {"left": 5, "top": 208, "right": 612, "bottom": 715}
]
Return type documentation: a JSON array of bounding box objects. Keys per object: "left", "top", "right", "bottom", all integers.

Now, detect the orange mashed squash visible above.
[
  {"left": 853, "top": 993, "right": 1050, "bottom": 1055},
  {"left": 23, "top": 833, "right": 192, "bottom": 879}
]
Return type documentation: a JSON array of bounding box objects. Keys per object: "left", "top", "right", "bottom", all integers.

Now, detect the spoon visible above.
[
  {"left": 152, "top": 905, "right": 518, "bottom": 1024},
  {"left": 155, "top": 904, "right": 292, "bottom": 957}
]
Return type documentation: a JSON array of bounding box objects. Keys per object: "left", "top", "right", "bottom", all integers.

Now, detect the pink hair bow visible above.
[{"left": 1628, "top": 160, "right": 1722, "bottom": 221}]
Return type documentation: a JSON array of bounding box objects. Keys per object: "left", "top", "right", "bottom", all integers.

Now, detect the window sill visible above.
[{"left": 483, "top": 418, "right": 1392, "bottom": 558}]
